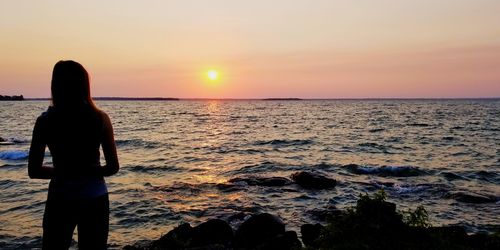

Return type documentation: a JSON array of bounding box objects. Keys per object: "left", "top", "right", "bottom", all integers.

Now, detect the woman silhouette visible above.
[{"left": 28, "top": 60, "right": 119, "bottom": 249}]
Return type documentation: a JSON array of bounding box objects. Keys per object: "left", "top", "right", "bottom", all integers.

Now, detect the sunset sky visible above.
[{"left": 1, "top": 0, "right": 499, "bottom": 98}]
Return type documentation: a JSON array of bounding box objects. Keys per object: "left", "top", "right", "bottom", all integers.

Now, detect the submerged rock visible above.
[{"left": 291, "top": 171, "right": 336, "bottom": 189}]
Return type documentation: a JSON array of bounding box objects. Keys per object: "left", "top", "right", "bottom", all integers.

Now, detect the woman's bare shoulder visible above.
[{"left": 96, "top": 109, "right": 112, "bottom": 126}]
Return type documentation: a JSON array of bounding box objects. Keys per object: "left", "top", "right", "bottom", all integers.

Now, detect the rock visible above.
[
  {"left": 191, "top": 219, "right": 233, "bottom": 247},
  {"left": 261, "top": 231, "right": 302, "bottom": 250},
  {"left": 228, "top": 176, "right": 292, "bottom": 187},
  {"left": 122, "top": 240, "right": 153, "bottom": 250},
  {"left": 152, "top": 223, "right": 193, "bottom": 249},
  {"left": 467, "top": 232, "right": 500, "bottom": 249},
  {"left": 235, "top": 213, "right": 285, "bottom": 248},
  {"left": 447, "top": 191, "right": 497, "bottom": 204},
  {"left": 428, "top": 226, "right": 468, "bottom": 244},
  {"left": 305, "top": 205, "right": 341, "bottom": 222},
  {"left": 291, "top": 171, "right": 336, "bottom": 189},
  {"left": 0, "top": 137, "right": 5, "bottom": 142},
  {"left": 301, "top": 223, "right": 324, "bottom": 247}
]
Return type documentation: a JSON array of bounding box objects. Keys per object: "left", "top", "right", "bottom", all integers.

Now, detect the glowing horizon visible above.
[{"left": 1, "top": 0, "right": 500, "bottom": 98}]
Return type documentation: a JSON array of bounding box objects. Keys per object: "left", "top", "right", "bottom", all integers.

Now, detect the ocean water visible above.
[{"left": 0, "top": 100, "right": 499, "bottom": 249}]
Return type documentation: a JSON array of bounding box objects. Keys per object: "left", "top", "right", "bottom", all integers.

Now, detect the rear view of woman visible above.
[{"left": 28, "top": 60, "right": 119, "bottom": 249}]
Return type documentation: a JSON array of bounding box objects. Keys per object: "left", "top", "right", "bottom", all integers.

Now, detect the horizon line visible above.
[{"left": 21, "top": 96, "right": 500, "bottom": 101}]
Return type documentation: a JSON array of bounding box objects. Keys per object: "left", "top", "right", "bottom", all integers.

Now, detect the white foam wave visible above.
[
  {"left": 0, "top": 150, "right": 29, "bottom": 160},
  {"left": 394, "top": 184, "right": 428, "bottom": 194}
]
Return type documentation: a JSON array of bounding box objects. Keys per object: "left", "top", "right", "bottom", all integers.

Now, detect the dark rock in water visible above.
[
  {"left": 234, "top": 213, "right": 285, "bottom": 248},
  {"left": 0, "top": 137, "right": 5, "bottom": 142},
  {"left": 301, "top": 223, "right": 324, "bottom": 247},
  {"left": 191, "top": 219, "right": 233, "bottom": 247},
  {"left": 152, "top": 223, "right": 193, "bottom": 249},
  {"left": 447, "top": 191, "right": 498, "bottom": 204},
  {"left": 291, "top": 171, "right": 336, "bottom": 189},
  {"left": 228, "top": 176, "right": 292, "bottom": 187}
]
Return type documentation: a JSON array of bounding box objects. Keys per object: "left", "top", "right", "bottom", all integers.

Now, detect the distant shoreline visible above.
[
  {"left": 0, "top": 95, "right": 24, "bottom": 101},
  {"left": 22, "top": 97, "right": 500, "bottom": 101}
]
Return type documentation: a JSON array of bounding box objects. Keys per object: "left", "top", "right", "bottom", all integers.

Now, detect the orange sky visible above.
[{"left": 1, "top": 0, "right": 500, "bottom": 98}]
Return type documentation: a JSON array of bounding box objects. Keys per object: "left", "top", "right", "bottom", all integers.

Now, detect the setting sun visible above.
[{"left": 207, "top": 70, "right": 219, "bottom": 81}]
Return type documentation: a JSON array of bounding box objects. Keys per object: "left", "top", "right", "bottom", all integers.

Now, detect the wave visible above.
[
  {"left": 464, "top": 170, "right": 500, "bottom": 184},
  {"left": 408, "top": 123, "right": 431, "bottom": 127},
  {"left": 115, "top": 138, "right": 162, "bottom": 149},
  {"left": 345, "top": 164, "right": 427, "bottom": 177},
  {"left": 368, "top": 128, "right": 385, "bottom": 133},
  {"left": 0, "top": 137, "right": 28, "bottom": 145},
  {"left": 228, "top": 176, "right": 292, "bottom": 187},
  {"left": 356, "top": 143, "right": 396, "bottom": 154},
  {"left": 126, "top": 164, "right": 184, "bottom": 173},
  {"left": 0, "top": 150, "right": 28, "bottom": 160},
  {"left": 254, "top": 139, "right": 313, "bottom": 147},
  {"left": 393, "top": 184, "right": 433, "bottom": 194},
  {"left": 440, "top": 172, "right": 469, "bottom": 181},
  {"left": 225, "top": 161, "right": 306, "bottom": 175}
]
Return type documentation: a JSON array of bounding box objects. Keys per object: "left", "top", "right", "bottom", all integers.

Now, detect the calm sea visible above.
[{"left": 1, "top": 100, "right": 499, "bottom": 249}]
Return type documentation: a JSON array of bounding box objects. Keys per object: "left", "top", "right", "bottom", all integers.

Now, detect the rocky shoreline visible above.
[{"left": 123, "top": 189, "right": 499, "bottom": 250}]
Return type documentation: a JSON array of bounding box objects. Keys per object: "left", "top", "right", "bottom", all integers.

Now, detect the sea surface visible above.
[{"left": 1, "top": 100, "right": 499, "bottom": 249}]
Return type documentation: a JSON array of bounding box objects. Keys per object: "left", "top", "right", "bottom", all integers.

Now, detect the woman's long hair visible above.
[{"left": 51, "top": 60, "right": 98, "bottom": 111}]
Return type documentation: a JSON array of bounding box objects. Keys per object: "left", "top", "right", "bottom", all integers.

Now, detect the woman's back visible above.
[{"left": 41, "top": 106, "right": 103, "bottom": 176}]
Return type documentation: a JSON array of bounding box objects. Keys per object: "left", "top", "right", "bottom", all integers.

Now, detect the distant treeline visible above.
[
  {"left": 0, "top": 95, "right": 24, "bottom": 101},
  {"left": 26, "top": 97, "right": 180, "bottom": 101},
  {"left": 94, "top": 97, "right": 179, "bottom": 101},
  {"left": 262, "top": 98, "right": 302, "bottom": 101}
]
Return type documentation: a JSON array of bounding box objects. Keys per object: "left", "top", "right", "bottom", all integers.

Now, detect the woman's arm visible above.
[
  {"left": 100, "top": 112, "right": 119, "bottom": 176},
  {"left": 28, "top": 117, "right": 54, "bottom": 179}
]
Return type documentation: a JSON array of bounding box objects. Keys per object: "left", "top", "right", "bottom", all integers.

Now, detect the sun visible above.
[{"left": 207, "top": 70, "right": 219, "bottom": 81}]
